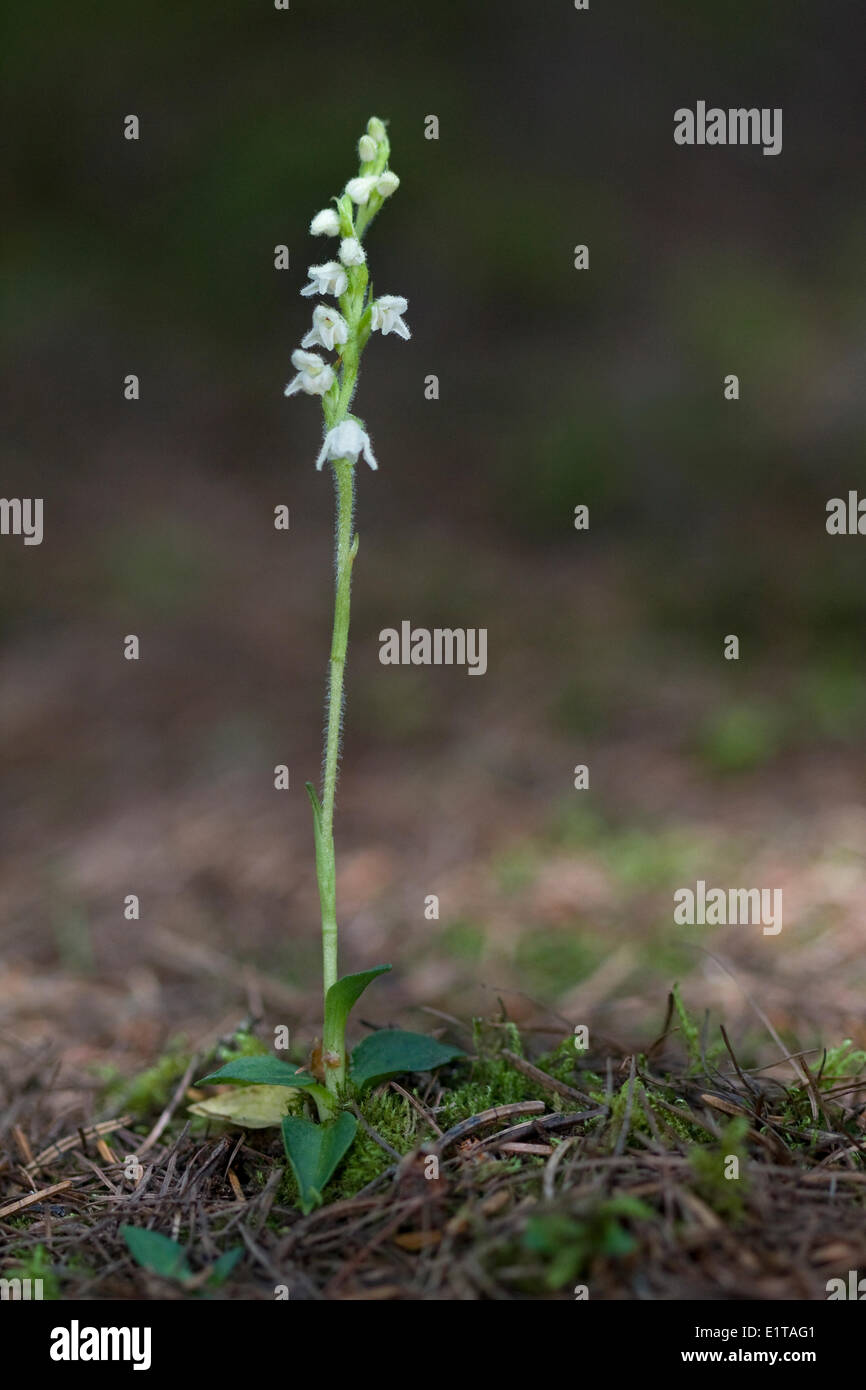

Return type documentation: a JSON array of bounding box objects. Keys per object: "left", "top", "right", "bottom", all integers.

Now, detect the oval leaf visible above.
[
  {"left": 281, "top": 1111, "right": 358, "bottom": 1215},
  {"left": 122, "top": 1226, "right": 191, "bottom": 1281},
  {"left": 350, "top": 1029, "right": 464, "bottom": 1091},
  {"left": 197, "top": 1056, "right": 319, "bottom": 1089},
  {"left": 189, "top": 1084, "right": 303, "bottom": 1129}
]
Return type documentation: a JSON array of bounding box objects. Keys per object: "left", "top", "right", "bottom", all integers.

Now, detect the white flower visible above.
[
  {"left": 301, "top": 304, "right": 349, "bottom": 352},
  {"left": 284, "top": 350, "right": 335, "bottom": 398},
  {"left": 358, "top": 135, "right": 377, "bottom": 163},
  {"left": 376, "top": 171, "right": 400, "bottom": 199},
  {"left": 345, "top": 175, "right": 378, "bottom": 205},
  {"left": 309, "top": 208, "right": 340, "bottom": 237},
  {"left": 345, "top": 171, "right": 400, "bottom": 205},
  {"left": 300, "top": 262, "right": 349, "bottom": 297},
  {"left": 316, "top": 419, "right": 378, "bottom": 471},
  {"left": 370, "top": 295, "right": 410, "bottom": 340},
  {"left": 339, "top": 236, "right": 366, "bottom": 267}
]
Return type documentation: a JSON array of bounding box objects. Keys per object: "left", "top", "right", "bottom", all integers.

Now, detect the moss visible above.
[
  {"left": 278, "top": 1090, "right": 423, "bottom": 1210},
  {"left": 669, "top": 983, "right": 725, "bottom": 1074},
  {"left": 688, "top": 1117, "right": 750, "bottom": 1221},
  {"left": 98, "top": 1038, "right": 193, "bottom": 1117},
  {"left": 438, "top": 1021, "right": 547, "bottom": 1128},
  {"left": 535, "top": 1036, "right": 585, "bottom": 1086},
  {"left": 818, "top": 1040, "right": 866, "bottom": 1083},
  {"left": 214, "top": 1029, "right": 271, "bottom": 1064},
  {"left": 646, "top": 1092, "right": 709, "bottom": 1145},
  {"left": 601, "top": 1078, "right": 651, "bottom": 1149},
  {"left": 330, "top": 1092, "right": 419, "bottom": 1201},
  {"left": 99, "top": 1027, "right": 272, "bottom": 1120},
  {"left": 596, "top": 1077, "right": 703, "bottom": 1149}
]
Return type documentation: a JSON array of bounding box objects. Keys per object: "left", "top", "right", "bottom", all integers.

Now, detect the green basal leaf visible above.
[
  {"left": 196, "top": 1056, "right": 320, "bottom": 1089},
  {"left": 281, "top": 1111, "right": 358, "bottom": 1215},
  {"left": 350, "top": 1029, "right": 464, "bottom": 1091},
  {"left": 121, "top": 1226, "right": 191, "bottom": 1281},
  {"left": 323, "top": 965, "right": 391, "bottom": 1049}
]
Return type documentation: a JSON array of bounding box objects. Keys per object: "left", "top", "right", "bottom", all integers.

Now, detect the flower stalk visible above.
[{"left": 286, "top": 117, "right": 409, "bottom": 1099}]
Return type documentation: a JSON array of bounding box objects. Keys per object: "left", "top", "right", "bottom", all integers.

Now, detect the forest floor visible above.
[{"left": 1, "top": 466, "right": 865, "bottom": 1298}]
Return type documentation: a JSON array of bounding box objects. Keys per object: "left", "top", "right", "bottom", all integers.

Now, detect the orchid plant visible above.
[{"left": 195, "top": 118, "right": 462, "bottom": 1213}]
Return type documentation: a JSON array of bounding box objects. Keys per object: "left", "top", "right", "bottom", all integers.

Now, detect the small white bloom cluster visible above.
[{"left": 285, "top": 116, "right": 410, "bottom": 472}]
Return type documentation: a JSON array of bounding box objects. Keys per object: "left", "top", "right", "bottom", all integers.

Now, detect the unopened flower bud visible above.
[
  {"left": 339, "top": 236, "right": 366, "bottom": 267},
  {"left": 358, "top": 134, "right": 377, "bottom": 163},
  {"left": 376, "top": 171, "right": 400, "bottom": 199},
  {"left": 309, "top": 208, "right": 340, "bottom": 237},
  {"left": 345, "top": 175, "right": 378, "bottom": 206}
]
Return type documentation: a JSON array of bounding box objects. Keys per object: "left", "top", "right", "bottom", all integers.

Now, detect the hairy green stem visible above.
[
  {"left": 314, "top": 338, "right": 363, "bottom": 1096},
  {"left": 319, "top": 457, "right": 356, "bottom": 1008}
]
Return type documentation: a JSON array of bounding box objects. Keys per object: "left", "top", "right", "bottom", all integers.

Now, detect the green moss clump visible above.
[
  {"left": 329, "top": 1092, "right": 419, "bottom": 1201},
  {"left": 688, "top": 1116, "right": 750, "bottom": 1221},
  {"left": 670, "top": 984, "right": 725, "bottom": 1075},
  {"left": 671, "top": 983, "right": 701, "bottom": 1071},
  {"left": 437, "top": 1021, "right": 551, "bottom": 1129},
  {"left": 599, "top": 1078, "right": 651, "bottom": 1151},
  {"left": 819, "top": 1040, "right": 866, "bottom": 1083},
  {"left": 99, "top": 1027, "right": 273, "bottom": 1121},
  {"left": 98, "top": 1037, "right": 192, "bottom": 1117},
  {"left": 214, "top": 1029, "right": 271, "bottom": 1064},
  {"left": 535, "top": 1036, "right": 587, "bottom": 1086}
]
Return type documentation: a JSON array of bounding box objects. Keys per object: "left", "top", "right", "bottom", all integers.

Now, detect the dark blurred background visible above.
[{"left": 3, "top": 0, "right": 866, "bottom": 1082}]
